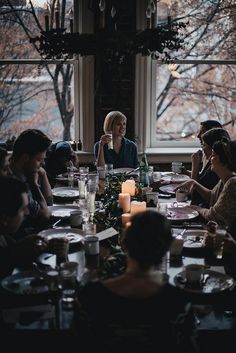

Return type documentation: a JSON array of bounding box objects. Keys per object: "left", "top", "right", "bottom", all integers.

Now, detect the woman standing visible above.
[{"left": 94, "top": 111, "right": 139, "bottom": 169}]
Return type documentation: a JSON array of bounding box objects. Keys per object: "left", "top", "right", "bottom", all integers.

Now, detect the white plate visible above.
[
  {"left": 183, "top": 229, "right": 207, "bottom": 248},
  {"left": 159, "top": 183, "right": 181, "bottom": 195},
  {"left": 113, "top": 168, "right": 135, "bottom": 174},
  {"left": 167, "top": 206, "right": 199, "bottom": 221},
  {"left": 38, "top": 227, "right": 83, "bottom": 244},
  {"left": 48, "top": 205, "right": 80, "bottom": 218},
  {"left": 161, "top": 173, "right": 190, "bottom": 184},
  {"left": 52, "top": 187, "right": 80, "bottom": 199},
  {"left": 1, "top": 271, "right": 49, "bottom": 295},
  {"left": 174, "top": 269, "right": 235, "bottom": 294}
]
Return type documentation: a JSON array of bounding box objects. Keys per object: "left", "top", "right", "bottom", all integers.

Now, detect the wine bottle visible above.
[{"left": 139, "top": 152, "right": 149, "bottom": 187}]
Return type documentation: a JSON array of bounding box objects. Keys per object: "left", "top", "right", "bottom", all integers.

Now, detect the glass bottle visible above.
[{"left": 139, "top": 152, "right": 149, "bottom": 186}]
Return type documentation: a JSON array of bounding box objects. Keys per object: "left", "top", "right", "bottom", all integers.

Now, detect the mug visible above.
[{"left": 185, "top": 264, "right": 204, "bottom": 285}]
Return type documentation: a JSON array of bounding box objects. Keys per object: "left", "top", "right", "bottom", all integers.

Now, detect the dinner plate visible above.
[
  {"left": 113, "top": 168, "right": 135, "bottom": 174},
  {"left": 161, "top": 173, "right": 190, "bottom": 184},
  {"left": 183, "top": 229, "right": 207, "bottom": 249},
  {"left": 38, "top": 227, "right": 83, "bottom": 244},
  {"left": 1, "top": 271, "right": 49, "bottom": 295},
  {"left": 52, "top": 187, "right": 80, "bottom": 199},
  {"left": 48, "top": 205, "right": 80, "bottom": 218},
  {"left": 174, "top": 269, "right": 235, "bottom": 294},
  {"left": 166, "top": 206, "right": 199, "bottom": 221},
  {"left": 159, "top": 183, "right": 182, "bottom": 195}
]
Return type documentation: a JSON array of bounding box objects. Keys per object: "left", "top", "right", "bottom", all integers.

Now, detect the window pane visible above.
[
  {"left": 153, "top": 63, "right": 236, "bottom": 144},
  {"left": 0, "top": 1, "right": 74, "bottom": 60},
  {"left": 0, "top": 63, "right": 74, "bottom": 142},
  {"left": 156, "top": 0, "right": 235, "bottom": 60}
]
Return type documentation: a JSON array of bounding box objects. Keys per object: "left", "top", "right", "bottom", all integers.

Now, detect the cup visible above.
[
  {"left": 78, "top": 176, "right": 86, "bottom": 199},
  {"left": 59, "top": 261, "right": 78, "bottom": 306},
  {"left": 185, "top": 264, "right": 204, "bottom": 285},
  {"left": 70, "top": 210, "right": 83, "bottom": 227},
  {"left": 176, "top": 188, "right": 188, "bottom": 202},
  {"left": 97, "top": 166, "right": 106, "bottom": 179},
  {"left": 105, "top": 163, "right": 113, "bottom": 176},
  {"left": 214, "top": 229, "right": 227, "bottom": 259},
  {"left": 106, "top": 131, "right": 113, "bottom": 150},
  {"left": 171, "top": 162, "right": 183, "bottom": 174},
  {"left": 84, "top": 235, "right": 100, "bottom": 269},
  {"left": 146, "top": 191, "right": 159, "bottom": 206},
  {"left": 152, "top": 172, "right": 162, "bottom": 182},
  {"left": 48, "top": 237, "right": 69, "bottom": 265},
  {"left": 67, "top": 166, "right": 74, "bottom": 187},
  {"left": 82, "top": 222, "right": 97, "bottom": 236}
]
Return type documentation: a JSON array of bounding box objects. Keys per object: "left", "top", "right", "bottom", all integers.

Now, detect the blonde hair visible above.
[{"left": 103, "top": 111, "right": 127, "bottom": 133}]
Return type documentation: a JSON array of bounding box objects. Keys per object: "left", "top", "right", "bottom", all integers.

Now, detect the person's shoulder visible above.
[{"left": 123, "top": 138, "right": 137, "bottom": 148}]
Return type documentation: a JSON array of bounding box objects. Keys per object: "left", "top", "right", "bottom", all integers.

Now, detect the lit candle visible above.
[
  {"left": 130, "top": 201, "right": 146, "bottom": 215},
  {"left": 121, "top": 180, "right": 135, "bottom": 196},
  {"left": 119, "top": 193, "right": 131, "bottom": 213},
  {"left": 121, "top": 213, "right": 132, "bottom": 226}
]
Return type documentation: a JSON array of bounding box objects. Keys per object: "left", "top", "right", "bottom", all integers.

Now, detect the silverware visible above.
[
  {"left": 52, "top": 218, "right": 62, "bottom": 228},
  {"left": 125, "top": 167, "right": 140, "bottom": 175}
]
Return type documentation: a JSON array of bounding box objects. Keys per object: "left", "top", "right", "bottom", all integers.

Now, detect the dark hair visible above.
[
  {"left": 0, "top": 176, "right": 27, "bottom": 216},
  {"left": 202, "top": 128, "right": 230, "bottom": 148},
  {"left": 212, "top": 139, "right": 236, "bottom": 172},
  {"left": 0, "top": 147, "right": 8, "bottom": 168},
  {"left": 200, "top": 120, "right": 222, "bottom": 131},
  {"left": 12, "top": 129, "right": 52, "bottom": 160},
  {"left": 123, "top": 210, "right": 173, "bottom": 268}
]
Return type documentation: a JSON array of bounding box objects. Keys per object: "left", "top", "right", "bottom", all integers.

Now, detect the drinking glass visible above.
[
  {"left": 67, "top": 165, "right": 74, "bottom": 187},
  {"left": 105, "top": 163, "right": 113, "bottom": 176},
  {"left": 59, "top": 261, "right": 78, "bottom": 307},
  {"left": 78, "top": 175, "right": 87, "bottom": 199}
]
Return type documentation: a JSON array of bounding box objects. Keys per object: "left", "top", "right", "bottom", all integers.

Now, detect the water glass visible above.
[
  {"left": 59, "top": 261, "right": 79, "bottom": 307},
  {"left": 82, "top": 222, "right": 96, "bottom": 236},
  {"left": 84, "top": 235, "right": 100, "bottom": 269},
  {"left": 87, "top": 192, "right": 96, "bottom": 214},
  {"left": 153, "top": 172, "right": 162, "bottom": 182},
  {"left": 78, "top": 175, "right": 87, "bottom": 199},
  {"left": 97, "top": 166, "right": 106, "bottom": 179},
  {"left": 67, "top": 166, "right": 74, "bottom": 187},
  {"left": 79, "top": 166, "right": 89, "bottom": 179},
  {"left": 105, "top": 163, "right": 113, "bottom": 176},
  {"left": 171, "top": 162, "right": 183, "bottom": 174}
]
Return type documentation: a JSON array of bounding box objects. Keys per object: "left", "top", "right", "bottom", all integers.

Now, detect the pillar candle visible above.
[
  {"left": 119, "top": 193, "right": 131, "bottom": 213},
  {"left": 121, "top": 180, "right": 135, "bottom": 196},
  {"left": 121, "top": 213, "right": 132, "bottom": 226},
  {"left": 130, "top": 201, "right": 146, "bottom": 215}
]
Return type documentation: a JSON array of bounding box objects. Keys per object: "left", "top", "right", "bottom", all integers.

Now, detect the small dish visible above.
[{"left": 52, "top": 187, "right": 80, "bottom": 200}]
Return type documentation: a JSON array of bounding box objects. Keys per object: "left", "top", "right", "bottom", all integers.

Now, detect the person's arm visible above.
[
  {"left": 176, "top": 179, "right": 212, "bottom": 204},
  {"left": 38, "top": 167, "right": 53, "bottom": 206},
  {"left": 95, "top": 134, "right": 112, "bottom": 167},
  {"left": 29, "top": 173, "right": 51, "bottom": 221},
  {"left": 191, "top": 150, "right": 203, "bottom": 180},
  {"left": 192, "top": 179, "right": 236, "bottom": 226}
]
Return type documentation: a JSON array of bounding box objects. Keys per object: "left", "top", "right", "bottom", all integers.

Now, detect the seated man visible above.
[
  {"left": 10, "top": 129, "right": 52, "bottom": 234},
  {"left": 0, "top": 176, "right": 48, "bottom": 279}
]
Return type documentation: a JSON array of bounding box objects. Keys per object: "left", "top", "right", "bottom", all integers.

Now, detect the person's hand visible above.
[
  {"left": 175, "top": 179, "right": 196, "bottom": 193},
  {"left": 205, "top": 221, "right": 218, "bottom": 234},
  {"left": 16, "top": 235, "right": 48, "bottom": 257},
  {"left": 100, "top": 134, "right": 112, "bottom": 146},
  {"left": 223, "top": 232, "right": 236, "bottom": 255},
  {"left": 191, "top": 149, "right": 202, "bottom": 168}
]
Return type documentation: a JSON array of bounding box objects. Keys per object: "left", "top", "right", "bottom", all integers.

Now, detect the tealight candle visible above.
[
  {"left": 121, "top": 180, "right": 135, "bottom": 196},
  {"left": 119, "top": 193, "right": 131, "bottom": 213},
  {"left": 130, "top": 201, "right": 146, "bottom": 215},
  {"left": 121, "top": 213, "right": 132, "bottom": 226}
]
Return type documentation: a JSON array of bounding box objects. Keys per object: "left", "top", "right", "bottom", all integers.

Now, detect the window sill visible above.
[{"left": 145, "top": 147, "right": 199, "bottom": 164}]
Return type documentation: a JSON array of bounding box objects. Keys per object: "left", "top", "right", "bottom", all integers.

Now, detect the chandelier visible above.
[{"left": 31, "top": 0, "right": 186, "bottom": 62}]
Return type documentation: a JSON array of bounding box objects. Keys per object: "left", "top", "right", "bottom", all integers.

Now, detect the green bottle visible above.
[{"left": 139, "top": 153, "right": 149, "bottom": 187}]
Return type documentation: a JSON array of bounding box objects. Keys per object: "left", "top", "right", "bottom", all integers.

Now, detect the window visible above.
[
  {"left": 135, "top": 0, "right": 236, "bottom": 150},
  {"left": 0, "top": 1, "right": 76, "bottom": 144}
]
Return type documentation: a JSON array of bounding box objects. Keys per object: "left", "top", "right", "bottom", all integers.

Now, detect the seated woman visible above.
[
  {"left": 191, "top": 128, "right": 230, "bottom": 207},
  {"left": 0, "top": 176, "right": 49, "bottom": 279},
  {"left": 94, "top": 111, "right": 139, "bottom": 169},
  {"left": 0, "top": 147, "right": 11, "bottom": 177},
  {"left": 178, "top": 139, "right": 236, "bottom": 227},
  {"left": 73, "top": 210, "right": 197, "bottom": 352},
  {"left": 44, "top": 141, "right": 79, "bottom": 187}
]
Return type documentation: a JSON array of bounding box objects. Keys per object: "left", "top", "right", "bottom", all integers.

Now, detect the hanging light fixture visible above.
[{"left": 30, "top": 0, "right": 187, "bottom": 62}]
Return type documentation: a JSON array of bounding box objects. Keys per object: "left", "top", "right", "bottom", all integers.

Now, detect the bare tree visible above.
[
  {"left": 0, "top": 0, "right": 74, "bottom": 141},
  {"left": 155, "top": 0, "right": 236, "bottom": 140}
]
